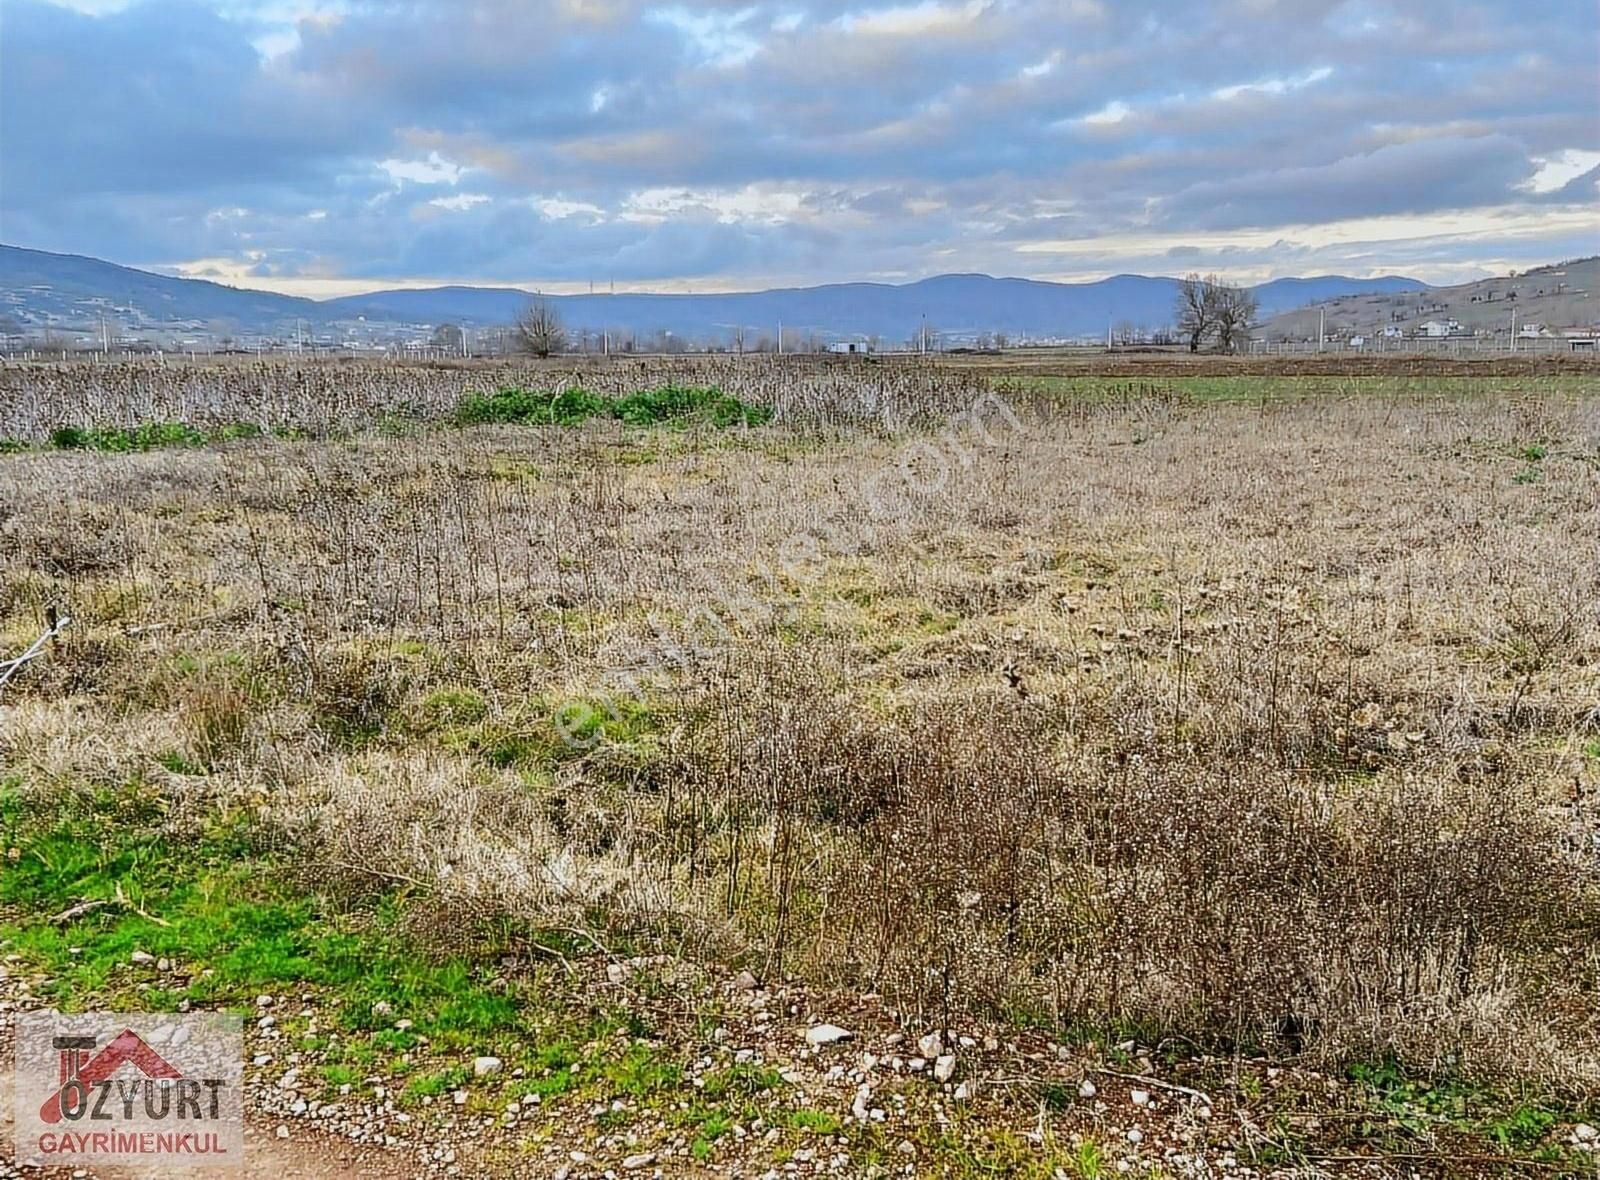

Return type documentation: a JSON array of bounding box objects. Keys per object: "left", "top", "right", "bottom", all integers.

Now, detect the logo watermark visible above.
[{"left": 13, "top": 1011, "right": 243, "bottom": 1168}]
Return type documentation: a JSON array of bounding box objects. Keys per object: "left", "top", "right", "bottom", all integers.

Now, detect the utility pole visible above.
[
  {"left": 1318, "top": 307, "right": 1325, "bottom": 352},
  {"left": 777, "top": 320, "right": 783, "bottom": 356},
  {"left": 1509, "top": 307, "right": 1516, "bottom": 352}
]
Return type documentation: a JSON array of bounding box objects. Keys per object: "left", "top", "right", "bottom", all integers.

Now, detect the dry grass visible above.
[{"left": 2, "top": 361, "right": 1597, "bottom": 1089}]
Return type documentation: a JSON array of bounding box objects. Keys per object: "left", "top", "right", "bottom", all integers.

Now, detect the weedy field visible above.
[{"left": 0, "top": 356, "right": 1598, "bottom": 1178}]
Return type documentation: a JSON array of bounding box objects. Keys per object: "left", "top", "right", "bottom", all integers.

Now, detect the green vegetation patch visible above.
[
  {"left": 0, "top": 776, "right": 567, "bottom": 1062},
  {"left": 1005, "top": 373, "right": 1600, "bottom": 404},
  {"left": 1345, "top": 1056, "right": 1591, "bottom": 1165},
  {"left": 454, "top": 384, "right": 773, "bottom": 429}
]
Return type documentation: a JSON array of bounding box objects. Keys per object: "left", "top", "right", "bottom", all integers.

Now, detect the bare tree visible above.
[
  {"left": 430, "top": 322, "right": 464, "bottom": 354},
  {"left": 515, "top": 299, "right": 566, "bottom": 357},
  {"left": 1175, "top": 274, "right": 1213, "bottom": 353},
  {"left": 1211, "top": 283, "right": 1258, "bottom": 353}
]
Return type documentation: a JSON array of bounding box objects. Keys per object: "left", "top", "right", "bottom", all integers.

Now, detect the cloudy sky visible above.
[{"left": 2, "top": 0, "right": 1595, "bottom": 295}]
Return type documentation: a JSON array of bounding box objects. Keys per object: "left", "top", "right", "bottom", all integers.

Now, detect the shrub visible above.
[
  {"left": 452, "top": 384, "right": 770, "bottom": 429},
  {"left": 48, "top": 422, "right": 210, "bottom": 451}
]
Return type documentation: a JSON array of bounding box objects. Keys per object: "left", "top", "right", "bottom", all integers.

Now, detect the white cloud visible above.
[
  {"left": 1211, "top": 66, "right": 1333, "bottom": 101},
  {"left": 646, "top": 5, "right": 762, "bottom": 66},
  {"left": 428, "top": 193, "right": 491, "bottom": 211},
  {"left": 835, "top": 0, "right": 989, "bottom": 38},
  {"left": 1523, "top": 149, "right": 1600, "bottom": 194},
  {"left": 1020, "top": 51, "right": 1060, "bottom": 79},
  {"left": 379, "top": 152, "right": 466, "bottom": 186},
  {"left": 622, "top": 185, "right": 809, "bottom": 224},
  {"left": 532, "top": 197, "right": 607, "bottom": 220},
  {"left": 1079, "top": 100, "right": 1131, "bottom": 126}
]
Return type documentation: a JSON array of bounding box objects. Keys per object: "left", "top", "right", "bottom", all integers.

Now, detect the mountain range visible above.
[{"left": 1, "top": 243, "right": 1429, "bottom": 344}]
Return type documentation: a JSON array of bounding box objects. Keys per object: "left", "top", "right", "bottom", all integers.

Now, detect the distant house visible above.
[
  {"left": 1381, "top": 325, "right": 1404, "bottom": 338},
  {"left": 826, "top": 339, "right": 873, "bottom": 355},
  {"left": 1518, "top": 323, "right": 1550, "bottom": 338},
  {"left": 1418, "top": 319, "right": 1458, "bottom": 337},
  {"left": 1349, "top": 335, "right": 1366, "bottom": 347}
]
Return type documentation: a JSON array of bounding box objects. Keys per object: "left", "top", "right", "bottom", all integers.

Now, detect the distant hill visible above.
[
  {"left": 0, "top": 244, "right": 324, "bottom": 333},
  {"left": 1259, "top": 257, "right": 1600, "bottom": 340},
  {"left": 2, "top": 242, "right": 1427, "bottom": 343}
]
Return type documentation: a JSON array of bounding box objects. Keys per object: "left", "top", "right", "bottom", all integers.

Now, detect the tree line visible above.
[{"left": 501, "top": 277, "right": 1260, "bottom": 356}]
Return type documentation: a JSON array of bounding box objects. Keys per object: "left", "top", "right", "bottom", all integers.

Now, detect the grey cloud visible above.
[{"left": 1, "top": 0, "right": 1594, "bottom": 287}]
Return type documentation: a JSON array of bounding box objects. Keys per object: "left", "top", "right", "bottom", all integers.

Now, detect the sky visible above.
[{"left": 1, "top": 0, "right": 1596, "bottom": 296}]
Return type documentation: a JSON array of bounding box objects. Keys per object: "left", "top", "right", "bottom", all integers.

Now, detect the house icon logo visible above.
[
  {"left": 40, "top": 1030, "right": 183, "bottom": 1123},
  {"left": 13, "top": 1010, "right": 243, "bottom": 1168}
]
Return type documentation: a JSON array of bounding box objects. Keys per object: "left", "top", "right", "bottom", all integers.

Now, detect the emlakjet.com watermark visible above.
[{"left": 13, "top": 1011, "right": 243, "bottom": 1168}]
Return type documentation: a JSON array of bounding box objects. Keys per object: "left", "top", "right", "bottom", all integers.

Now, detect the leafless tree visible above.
[
  {"left": 515, "top": 299, "right": 566, "bottom": 357},
  {"left": 1211, "top": 283, "right": 1258, "bottom": 353},
  {"left": 430, "top": 323, "right": 464, "bottom": 353},
  {"left": 1175, "top": 274, "right": 1214, "bottom": 353}
]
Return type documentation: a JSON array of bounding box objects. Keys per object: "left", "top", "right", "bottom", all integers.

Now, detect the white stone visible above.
[
  {"left": 275, "top": 1125, "right": 290, "bottom": 1140},
  {"left": 851, "top": 1085, "right": 871, "bottom": 1122},
  {"left": 1078, "top": 1079, "right": 1097, "bottom": 1099},
  {"left": 473, "top": 1056, "right": 502, "bottom": 1078},
  {"left": 1126, "top": 1128, "right": 1143, "bottom": 1144},
  {"left": 805, "top": 1024, "right": 853, "bottom": 1046},
  {"left": 917, "top": 1032, "right": 943, "bottom": 1059},
  {"left": 933, "top": 1055, "right": 957, "bottom": 1083},
  {"left": 954, "top": 1081, "right": 975, "bottom": 1101},
  {"left": 1131, "top": 1089, "right": 1150, "bottom": 1107},
  {"left": 130, "top": 951, "right": 155, "bottom": 965},
  {"left": 622, "top": 1152, "right": 655, "bottom": 1170}
]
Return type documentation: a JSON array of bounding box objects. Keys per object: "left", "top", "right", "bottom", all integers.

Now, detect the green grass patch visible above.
[
  {"left": 602, "top": 1042, "right": 683, "bottom": 1097},
  {"left": 400, "top": 1064, "right": 470, "bottom": 1105},
  {"left": 0, "top": 778, "right": 567, "bottom": 1057},
  {"left": 453, "top": 384, "right": 772, "bottom": 430},
  {"left": 1002, "top": 373, "right": 1600, "bottom": 405},
  {"left": 41, "top": 422, "right": 273, "bottom": 452},
  {"left": 777, "top": 1108, "right": 843, "bottom": 1135},
  {"left": 700, "top": 1062, "right": 784, "bottom": 1101},
  {"left": 1346, "top": 1056, "right": 1588, "bottom": 1163}
]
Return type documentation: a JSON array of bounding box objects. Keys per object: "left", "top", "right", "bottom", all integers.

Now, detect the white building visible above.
[{"left": 1418, "top": 319, "right": 1459, "bottom": 337}]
